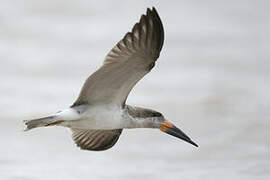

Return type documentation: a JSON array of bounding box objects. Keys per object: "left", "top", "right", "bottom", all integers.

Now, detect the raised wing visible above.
[
  {"left": 72, "top": 7, "right": 164, "bottom": 107},
  {"left": 71, "top": 129, "right": 122, "bottom": 151}
]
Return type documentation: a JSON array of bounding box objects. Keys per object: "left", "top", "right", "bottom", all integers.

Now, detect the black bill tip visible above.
[{"left": 161, "top": 121, "right": 198, "bottom": 147}]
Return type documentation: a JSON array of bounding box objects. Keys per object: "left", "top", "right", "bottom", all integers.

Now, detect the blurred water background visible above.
[{"left": 0, "top": 0, "right": 269, "bottom": 179}]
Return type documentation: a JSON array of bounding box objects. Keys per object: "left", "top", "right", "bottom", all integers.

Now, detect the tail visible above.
[{"left": 23, "top": 116, "right": 64, "bottom": 131}]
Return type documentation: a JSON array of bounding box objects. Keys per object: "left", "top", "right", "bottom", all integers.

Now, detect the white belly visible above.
[{"left": 62, "top": 104, "right": 125, "bottom": 130}]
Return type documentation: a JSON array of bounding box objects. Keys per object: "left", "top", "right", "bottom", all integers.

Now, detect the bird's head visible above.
[{"left": 127, "top": 106, "right": 198, "bottom": 147}]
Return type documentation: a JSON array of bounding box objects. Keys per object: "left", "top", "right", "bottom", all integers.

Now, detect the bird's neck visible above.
[{"left": 122, "top": 113, "right": 162, "bottom": 129}]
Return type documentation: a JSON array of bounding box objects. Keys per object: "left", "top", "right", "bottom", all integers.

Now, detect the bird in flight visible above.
[{"left": 24, "top": 7, "right": 198, "bottom": 151}]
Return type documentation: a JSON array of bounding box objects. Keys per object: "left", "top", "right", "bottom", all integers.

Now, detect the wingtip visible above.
[{"left": 145, "top": 6, "right": 158, "bottom": 14}]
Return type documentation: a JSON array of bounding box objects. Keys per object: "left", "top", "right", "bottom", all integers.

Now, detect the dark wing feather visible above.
[
  {"left": 72, "top": 7, "right": 164, "bottom": 107},
  {"left": 71, "top": 129, "right": 122, "bottom": 151}
]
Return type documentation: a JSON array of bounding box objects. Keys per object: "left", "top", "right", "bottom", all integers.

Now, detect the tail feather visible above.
[{"left": 23, "top": 116, "right": 62, "bottom": 131}]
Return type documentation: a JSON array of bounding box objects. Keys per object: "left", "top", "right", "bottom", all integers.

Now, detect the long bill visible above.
[{"left": 160, "top": 121, "right": 198, "bottom": 147}]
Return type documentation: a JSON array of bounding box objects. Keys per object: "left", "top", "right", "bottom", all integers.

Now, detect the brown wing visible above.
[
  {"left": 72, "top": 7, "right": 164, "bottom": 107},
  {"left": 71, "top": 129, "right": 122, "bottom": 151}
]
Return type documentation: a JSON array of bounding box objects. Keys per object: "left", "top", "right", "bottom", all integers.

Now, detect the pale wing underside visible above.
[
  {"left": 72, "top": 7, "right": 164, "bottom": 107},
  {"left": 71, "top": 129, "right": 122, "bottom": 151}
]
